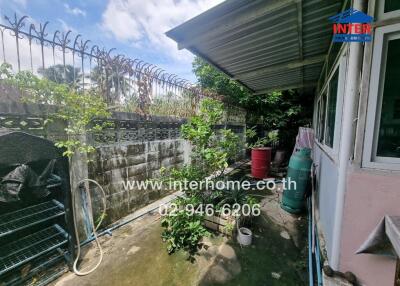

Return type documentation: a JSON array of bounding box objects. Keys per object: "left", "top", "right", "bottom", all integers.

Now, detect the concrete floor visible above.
[
  {"left": 53, "top": 192, "right": 307, "bottom": 286},
  {"left": 54, "top": 212, "right": 208, "bottom": 286},
  {"left": 53, "top": 162, "right": 309, "bottom": 286}
]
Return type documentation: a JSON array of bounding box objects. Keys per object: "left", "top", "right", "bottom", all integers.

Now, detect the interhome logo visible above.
[{"left": 329, "top": 8, "right": 373, "bottom": 42}]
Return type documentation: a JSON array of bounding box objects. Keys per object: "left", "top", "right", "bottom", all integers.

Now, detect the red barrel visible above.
[{"left": 251, "top": 147, "right": 272, "bottom": 179}]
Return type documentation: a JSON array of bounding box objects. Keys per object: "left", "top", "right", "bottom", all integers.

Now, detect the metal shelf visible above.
[
  {"left": 0, "top": 200, "right": 65, "bottom": 238},
  {"left": 0, "top": 224, "right": 68, "bottom": 276},
  {"left": 3, "top": 249, "right": 66, "bottom": 286}
]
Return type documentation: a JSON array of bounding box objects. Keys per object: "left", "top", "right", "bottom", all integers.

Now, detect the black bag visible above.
[{"left": 0, "top": 160, "right": 61, "bottom": 203}]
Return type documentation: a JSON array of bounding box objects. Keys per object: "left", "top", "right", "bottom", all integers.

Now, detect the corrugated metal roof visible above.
[{"left": 167, "top": 0, "right": 344, "bottom": 94}]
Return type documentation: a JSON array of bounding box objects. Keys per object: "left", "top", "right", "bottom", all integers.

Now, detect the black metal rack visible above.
[
  {"left": 0, "top": 224, "right": 68, "bottom": 276},
  {"left": 0, "top": 200, "right": 65, "bottom": 238},
  {"left": 3, "top": 250, "right": 68, "bottom": 286},
  {"left": 0, "top": 132, "right": 74, "bottom": 285}
]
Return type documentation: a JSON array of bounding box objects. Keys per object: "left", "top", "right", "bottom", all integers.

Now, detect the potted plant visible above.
[{"left": 246, "top": 127, "right": 279, "bottom": 179}]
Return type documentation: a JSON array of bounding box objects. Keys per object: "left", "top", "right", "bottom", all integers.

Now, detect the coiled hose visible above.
[{"left": 72, "top": 179, "right": 106, "bottom": 276}]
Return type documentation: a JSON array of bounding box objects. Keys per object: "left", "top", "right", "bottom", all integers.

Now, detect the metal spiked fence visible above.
[{"left": 0, "top": 13, "right": 223, "bottom": 116}]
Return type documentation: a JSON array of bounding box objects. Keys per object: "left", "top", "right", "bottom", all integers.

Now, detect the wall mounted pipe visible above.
[
  {"left": 311, "top": 163, "right": 323, "bottom": 286},
  {"left": 308, "top": 197, "right": 314, "bottom": 286},
  {"left": 79, "top": 160, "right": 250, "bottom": 247},
  {"left": 80, "top": 195, "right": 180, "bottom": 247},
  {"left": 315, "top": 224, "right": 323, "bottom": 286},
  {"left": 330, "top": 0, "right": 365, "bottom": 270}
]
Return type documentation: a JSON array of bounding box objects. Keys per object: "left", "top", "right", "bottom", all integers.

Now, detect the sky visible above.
[{"left": 0, "top": 0, "right": 224, "bottom": 82}]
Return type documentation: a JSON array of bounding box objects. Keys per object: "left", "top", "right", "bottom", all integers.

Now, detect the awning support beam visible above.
[
  {"left": 253, "top": 81, "right": 317, "bottom": 95},
  {"left": 297, "top": 0, "right": 304, "bottom": 87},
  {"left": 234, "top": 55, "right": 325, "bottom": 80}
]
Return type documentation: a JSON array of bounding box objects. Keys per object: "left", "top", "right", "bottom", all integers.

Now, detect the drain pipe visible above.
[
  {"left": 311, "top": 164, "right": 323, "bottom": 286},
  {"left": 315, "top": 224, "right": 323, "bottom": 286},
  {"left": 308, "top": 197, "right": 314, "bottom": 286},
  {"left": 80, "top": 193, "right": 181, "bottom": 247},
  {"left": 330, "top": 0, "right": 364, "bottom": 270},
  {"left": 81, "top": 160, "right": 249, "bottom": 246}
]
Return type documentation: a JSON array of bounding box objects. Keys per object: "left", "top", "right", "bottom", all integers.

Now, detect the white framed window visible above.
[
  {"left": 363, "top": 23, "right": 400, "bottom": 170},
  {"left": 325, "top": 69, "right": 339, "bottom": 148},
  {"left": 376, "top": 0, "right": 400, "bottom": 21},
  {"left": 316, "top": 93, "right": 327, "bottom": 142},
  {"left": 314, "top": 54, "right": 346, "bottom": 159}
]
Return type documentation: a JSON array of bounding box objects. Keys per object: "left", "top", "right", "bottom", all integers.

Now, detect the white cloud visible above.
[
  {"left": 58, "top": 19, "right": 76, "bottom": 32},
  {"left": 101, "top": 0, "right": 223, "bottom": 64},
  {"left": 64, "top": 4, "right": 86, "bottom": 17}
]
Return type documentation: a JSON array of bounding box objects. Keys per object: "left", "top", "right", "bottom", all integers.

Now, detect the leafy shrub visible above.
[
  {"left": 180, "top": 98, "right": 240, "bottom": 177},
  {"left": 161, "top": 199, "right": 210, "bottom": 260},
  {"left": 160, "top": 98, "right": 241, "bottom": 257},
  {"left": 193, "top": 56, "right": 313, "bottom": 153},
  {"left": 217, "top": 187, "right": 248, "bottom": 207},
  {"left": 246, "top": 127, "right": 279, "bottom": 149},
  {"left": 161, "top": 98, "right": 240, "bottom": 195},
  {"left": 218, "top": 129, "right": 240, "bottom": 161}
]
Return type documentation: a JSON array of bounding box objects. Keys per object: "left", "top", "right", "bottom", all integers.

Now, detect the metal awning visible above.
[{"left": 166, "top": 0, "right": 344, "bottom": 94}]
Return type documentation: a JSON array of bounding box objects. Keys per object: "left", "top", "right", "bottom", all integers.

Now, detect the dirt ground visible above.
[{"left": 53, "top": 190, "right": 307, "bottom": 286}]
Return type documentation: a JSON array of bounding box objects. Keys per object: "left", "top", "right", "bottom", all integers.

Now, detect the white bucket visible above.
[{"left": 237, "top": 227, "right": 252, "bottom": 246}]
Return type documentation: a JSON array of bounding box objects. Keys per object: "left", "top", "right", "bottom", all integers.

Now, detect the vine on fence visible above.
[
  {"left": 0, "top": 63, "right": 111, "bottom": 158},
  {"left": 0, "top": 12, "right": 225, "bottom": 117}
]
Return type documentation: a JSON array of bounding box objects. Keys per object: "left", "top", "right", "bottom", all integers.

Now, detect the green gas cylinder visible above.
[{"left": 281, "top": 148, "right": 312, "bottom": 214}]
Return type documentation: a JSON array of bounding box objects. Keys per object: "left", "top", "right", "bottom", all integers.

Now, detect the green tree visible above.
[
  {"left": 160, "top": 99, "right": 240, "bottom": 258},
  {"left": 38, "top": 64, "right": 81, "bottom": 86},
  {"left": 181, "top": 98, "right": 239, "bottom": 177},
  {"left": 90, "top": 64, "right": 131, "bottom": 105},
  {"left": 192, "top": 57, "right": 249, "bottom": 104},
  {"left": 192, "top": 57, "right": 313, "bottom": 153}
]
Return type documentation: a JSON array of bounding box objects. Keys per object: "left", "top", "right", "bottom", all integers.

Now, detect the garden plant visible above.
[{"left": 160, "top": 98, "right": 258, "bottom": 258}]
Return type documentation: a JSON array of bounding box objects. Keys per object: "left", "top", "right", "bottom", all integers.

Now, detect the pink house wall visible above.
[{"left": 340, "top": 170, "right": 400, "bottom": 285}]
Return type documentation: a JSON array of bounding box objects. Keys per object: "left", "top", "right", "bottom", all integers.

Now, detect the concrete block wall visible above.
[{"left": 88, "top": 139, "right": 190, "bottom": 225}]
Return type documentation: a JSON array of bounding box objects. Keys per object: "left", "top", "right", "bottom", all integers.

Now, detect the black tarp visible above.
[
  {"left": 0, "top": 131, "right": 62, "bottom": 165},
  {"left": 0, "top": 160, "right": 61, "bottom": 202},
  {"left": 0, "top": 132, "right": 63, "bottom": 203}
]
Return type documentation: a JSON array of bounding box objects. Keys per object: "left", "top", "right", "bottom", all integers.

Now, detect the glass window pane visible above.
[
  {"left": 384, "top": 0, "right": 400, "bottom": 13},
  {"left": 316, "top": 101, "right": 322, "bottom": 141},
  {"left": 327, "top": 43, "right": 342, "bottom": 76},
  {"left": 316, "top": 101, "right": 320, "bottom": 139},
  {"left": 376, "top": 38, "right": 400, "bottom": 158},
  {"left": 318, "top": 94, "right": 327, "bottom": 142},
  {"left": 325, "top": 71, "right": 339, "bottom": 147}
]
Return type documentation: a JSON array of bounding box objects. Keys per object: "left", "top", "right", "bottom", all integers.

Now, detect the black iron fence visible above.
[{"left": 0, "top": 13, "right": 223, "bottom": 117}]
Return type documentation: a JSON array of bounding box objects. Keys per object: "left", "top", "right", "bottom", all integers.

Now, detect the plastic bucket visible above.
[
  {"left": 237, "top": 227, "right": 252, "bottom": 246},
  {"left": 251, "top": 147, "right": 271, "bottom": 179}
]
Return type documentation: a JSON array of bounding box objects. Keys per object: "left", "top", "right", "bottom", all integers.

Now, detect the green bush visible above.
[
  {"left": 193, "top": 56, "right": 313, "bottom": 153},
  {"left": 160, "top": 98, "right": 241, "bottom": 256},
  {"left": 180, "top": 98, "right": 239, "bottom": 177},
  {"left": 161, "top": 199, "right": 210, "bottom": 260},
  {"left": 246, "top": 127, "right": 279, "bottom": 149},
  {"left": 0, "top": 63, "right": 111, "bottom": 159}
]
